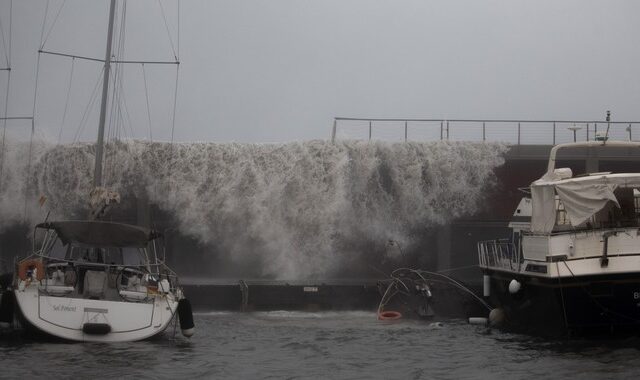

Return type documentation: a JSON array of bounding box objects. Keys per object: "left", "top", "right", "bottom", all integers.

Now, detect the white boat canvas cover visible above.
[{"left": 531, "top": 173, "right": 640, "bottom": 233}]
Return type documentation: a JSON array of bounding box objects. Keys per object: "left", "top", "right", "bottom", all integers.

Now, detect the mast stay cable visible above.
[
  {"left": 22, "top": 0, "right": 50, "bottom": 220},
  {"left": 0, "top": 0, "right": 11, "bottom": 193},
  {"left": 72, "top": 67, "right": 105, "bottom": 143},
  {"left": 167, "top": 1, "right": 180, "bottom": 206},
  {"left": 40, "top": 0, "right": 67, "bottom": 50},
  {"left": 0, "top": 0, "right": 9, "bottom": 68},
  {"left": 57, "top": 57, "right": 75, "bottom": 143},
  {"left": 157, "top": 0, "right": 177, "bottom": 60},
  {"left": 0, "top": 63, "right": 9, "bottom": 194},
  {"left": 142, "top": 63, "right": 154, "bottom": 142}
]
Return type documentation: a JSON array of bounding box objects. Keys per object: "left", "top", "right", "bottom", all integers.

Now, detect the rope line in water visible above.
[
  {"left": 377, "top": 267, "right": 492, "bottom": 319},
  {"left": 395, "top": 268, "right": 492, "bottom": 311},
  {"left": 436, "top": 264, "right": 479, "bottom": 273},
  {"left": 556, "top": 261, "right": 569, "bottom": 330}
]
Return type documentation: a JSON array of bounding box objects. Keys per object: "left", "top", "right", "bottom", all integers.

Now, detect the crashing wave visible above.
[{"left": 0, "top": 136, "right": 507, "bottom": 278}]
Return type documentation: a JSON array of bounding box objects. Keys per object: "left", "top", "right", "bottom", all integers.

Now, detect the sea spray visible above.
[
  {"left": 0, "top": 138, "right": 508, "bottom": 278},
  {"left": 0, "top": 134, "right": 53, "bottom": 231}
]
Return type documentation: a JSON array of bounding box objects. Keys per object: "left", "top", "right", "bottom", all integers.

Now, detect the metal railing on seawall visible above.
[{"left": 331, "top": 117, "right": 640, "bottom": 145}]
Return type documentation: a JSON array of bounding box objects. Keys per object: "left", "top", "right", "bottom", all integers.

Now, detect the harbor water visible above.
[{"left": 1, "top": 311, "right": 639, "bottom": 379}]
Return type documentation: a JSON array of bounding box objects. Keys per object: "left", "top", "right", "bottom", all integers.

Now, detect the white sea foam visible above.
[{"left": 0, "top": 137, "right": 507, "bottom": 278}]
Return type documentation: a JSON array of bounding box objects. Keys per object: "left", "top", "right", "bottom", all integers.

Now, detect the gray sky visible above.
[{"left": 1, "top": 0, "right": 640, "bottom": 143}]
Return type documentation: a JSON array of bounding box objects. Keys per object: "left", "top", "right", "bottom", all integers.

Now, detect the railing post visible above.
[
  {"left": 331, "top": 119, "right": 337, "bottom": 143},
  {"left": 586, "top": 123, "right": 589, "bottom": 141},
  {"left": 446, "top": 121, "right": 450, "bottom": 140},
  {"left": 368, "top": 120, "right": 372, "bottom": 141},
  {"left": 629, "top": 123, "right": 632, "bottom": 141},
  {"left": 517, "top": 122, "right": 521, "bottom": 145},
  {"left": 404, "top": 121, "right": 408, "bottom": 142},
  {"left": 552, "top": 122, "right": 556, "bottom": 145},
  {"left": 594, "top": 122, "right": 597, "bottom": 135},
  {"left": 440, "top": 121, "right": 443, "bottom": 140},
  {"left": 482, "top": 122, "right": 486, "bottom": 141}
]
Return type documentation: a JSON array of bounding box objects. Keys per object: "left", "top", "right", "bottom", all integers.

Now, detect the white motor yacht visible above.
[{"left": 479, "top": 140, "right": 640, "bottom": 335}]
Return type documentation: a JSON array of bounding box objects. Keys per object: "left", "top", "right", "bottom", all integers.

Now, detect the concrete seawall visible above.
[{"left": 2, "top": 143, "right": 640, "bottom": 311}]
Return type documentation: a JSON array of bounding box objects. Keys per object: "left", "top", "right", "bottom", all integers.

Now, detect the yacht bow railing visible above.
[{"left": 478, "top": 239, "right": 520, "bottom": 272}]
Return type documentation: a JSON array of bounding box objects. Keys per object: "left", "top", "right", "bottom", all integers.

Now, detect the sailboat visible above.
[{"left": 8, "top": 0, "right": 194, "bottom": 342}]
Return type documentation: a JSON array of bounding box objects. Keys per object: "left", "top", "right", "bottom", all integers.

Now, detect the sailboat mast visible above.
[{"left": 93, "top": 0, "right": 117, "bottom": 188}]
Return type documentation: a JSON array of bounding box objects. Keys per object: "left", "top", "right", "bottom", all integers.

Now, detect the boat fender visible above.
[
  {"left": 483, "top": 275, "right": 490, "bottom": 297},
  {"left": 0, "top": 272, "right": 12, "bottom": 290},
  {"left": 178, "top": 298, "right": 195, "bottom": 337},
  {"left": 82, "top": 323, "right": 111, "bottom": 335},
  {"left": 508, "top": 279, "right": 521, "bottom": 294},
  {"left": 0, "top": 290, "right": 15, "bottom": 324},
  {"left": 468, "top": 317, "right": 488, "bottom": 326},
  {"left": 489, "top": 308, "right": 505, "bottom": 327},
  {"left": 428, "top": 322, "right": 444, "bottom": 329}
]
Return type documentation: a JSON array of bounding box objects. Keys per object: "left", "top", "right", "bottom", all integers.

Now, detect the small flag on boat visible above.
[{"left": 38, "top": 195, "right": 47, "bottom": 207}]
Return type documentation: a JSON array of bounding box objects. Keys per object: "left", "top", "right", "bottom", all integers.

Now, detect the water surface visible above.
[{"left": 1, "top": 311, "right": 639, "bottom": 379}]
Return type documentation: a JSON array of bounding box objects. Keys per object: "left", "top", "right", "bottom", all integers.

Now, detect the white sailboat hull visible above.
[{"left": 14, "top": 284, "right": 178, "bottom": 342}]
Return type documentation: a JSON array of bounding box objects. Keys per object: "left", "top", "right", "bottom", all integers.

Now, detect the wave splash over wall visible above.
[{"left": 1, "top": 138, "right": 507, "bottom": 278}]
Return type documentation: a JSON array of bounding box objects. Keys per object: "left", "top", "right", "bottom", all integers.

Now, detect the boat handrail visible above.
[
  {"left": 21, "top": 253, "right": 177, "bottom": 278},
  {"left": 521, "top": 223, "right": 640, "bottom": 237},
  {"left": 37, "top": 262, "right": 181, "bottom": 296},
  {"left": 331, "top": 117, "right": 640, "bottom": 144},
  {"left": 478, "top": 238, "right": 520, "bottom": 272},
  {"left": 546, "top": 141, "right": 640, "bottom": 173}
]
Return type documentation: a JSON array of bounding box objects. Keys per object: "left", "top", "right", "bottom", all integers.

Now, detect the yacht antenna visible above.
[
  {"left": 604, "top": 110, "right": 611, "bottom": 144},
  {"left": 93, "top": 0, "right": 117, "bottom": 188}
]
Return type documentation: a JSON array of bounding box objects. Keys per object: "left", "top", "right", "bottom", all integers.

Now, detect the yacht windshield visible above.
[
  {"left": 47, "top": 238, "right": 68, "bottom": 260},
  {"left": 65, "top": 246, "right": 146, "bottom": 266},
  {"left": 37, "top": 226, "right": 154, "bottom": 267}
]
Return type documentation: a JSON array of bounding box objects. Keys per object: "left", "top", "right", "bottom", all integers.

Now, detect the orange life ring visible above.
[
  {"left": 378, "top": 310, "right": 402, "bottom": 320},
  {"left": 18, "top": 259, "right": 45, "bottom": 281}
]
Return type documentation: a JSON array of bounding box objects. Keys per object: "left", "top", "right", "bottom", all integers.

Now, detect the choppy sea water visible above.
[{"left": 1, "top": 311, "right": 640, "bottom": 379}]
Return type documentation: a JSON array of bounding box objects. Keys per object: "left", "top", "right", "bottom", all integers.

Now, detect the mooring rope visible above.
[{"left": 378, "top": 268, "right": 492, "bottom": 315}]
